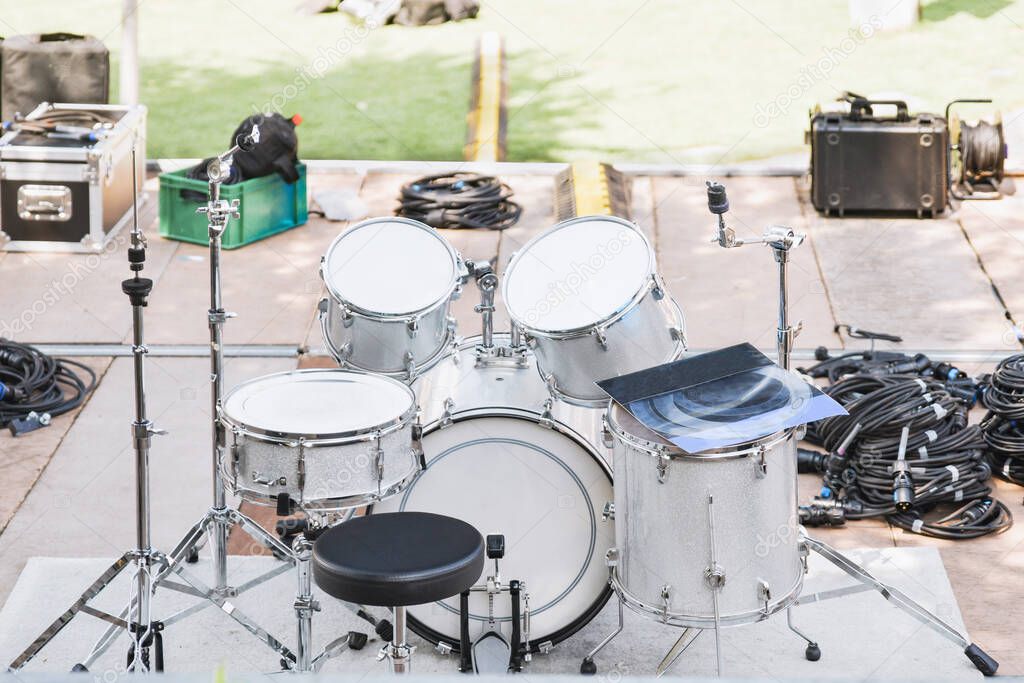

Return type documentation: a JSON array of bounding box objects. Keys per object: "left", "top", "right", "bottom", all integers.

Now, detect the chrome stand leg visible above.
[
  {"left": 802, "top": 535, "right": 998, "bottom": 676},
  {"left": 382, "top": 606, "right": 413, "bottom": 674},
  {"left": 580, "top": 598, "right": 624, "bottom": 674},
  {"left": 705, "top": 491, "right": 725, "bottom": 677},
  {"left": 656, "top": 628, "right": 702, "bottom": 678},
  {"left": 293, "top": 536, "right": 315, "bottom": 673},
  {"left": 786, "top": 608, "right": 820, "bottom": 662}
]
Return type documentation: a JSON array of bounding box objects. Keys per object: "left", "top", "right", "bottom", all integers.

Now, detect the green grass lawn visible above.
[{"left": 2, "top": 0, "right": 1023, "bottom": 163}]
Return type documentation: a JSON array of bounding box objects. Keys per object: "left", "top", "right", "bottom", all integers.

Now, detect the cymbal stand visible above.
[
  {"left": 706, "top": 180, "right": 803, "bottom": 370},
  {"left": 8, "top": 146, "right": 168, "bottom": 673},
  {"left": 697, "top": 180, "right": 999, "bottom": 677}
]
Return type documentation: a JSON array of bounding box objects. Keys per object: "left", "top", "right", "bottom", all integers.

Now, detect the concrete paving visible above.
[
  {"left": 1, "top": 165, "right": 1023, "bottom": 676},
  {"left": 0, "top": 547, "right": 981, "bottom": 679}
]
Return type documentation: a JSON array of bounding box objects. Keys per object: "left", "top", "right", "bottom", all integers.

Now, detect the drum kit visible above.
[{"left": 7, "top": 143, "right": 998, "bottom": 677}]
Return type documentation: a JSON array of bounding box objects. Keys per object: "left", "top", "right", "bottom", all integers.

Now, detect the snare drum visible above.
[
  {"left": 372, "top": 334, "right": 615, "bottom": 651},
  {"left": 320, "top": 217, "right": 463, "bottom": 380},
  {"left": 502, "top": 216, "right": 686, "bottom": 406},
  {"left": 604, "top": 403, "right": 803, "bottom": 627},
  {"left": 219, "top": 369, "right": 421, "bottom": 511}
]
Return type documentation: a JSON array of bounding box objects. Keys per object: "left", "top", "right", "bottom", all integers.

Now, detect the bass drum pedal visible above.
[{"left": 459, "top": 534, "right": 530, "bottom": 674}]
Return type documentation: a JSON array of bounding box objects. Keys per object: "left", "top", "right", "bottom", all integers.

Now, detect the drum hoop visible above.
[
  {"left": 502, "top": 216, "right": 658, "bottom": 338},
  {"left": 609, "top": 562, "right": 804, "bottom": 628},
  {"left": 220, "top": 369, "right": 418, "bottom": 442},
  {"left": 606, "top": 403, "right": 795, "bottom": 460},
  {"left": 321, "top": 216, "right": 462, "bottom": 319}
]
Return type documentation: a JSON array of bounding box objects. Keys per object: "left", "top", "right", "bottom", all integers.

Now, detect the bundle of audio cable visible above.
[
  {"left": 0, "top": 339, "right": 96, "bottom": 435},
  {"left": 800, "top": 374, "right": 1012, "bottom": 539},
  {"left": 981, "top": 354, "right": 1024, "bottom": 485}
]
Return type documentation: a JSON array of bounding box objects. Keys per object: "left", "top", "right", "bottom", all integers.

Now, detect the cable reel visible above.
[{"left": 946, "top": 99, "right": 1009, "bottom": 200}]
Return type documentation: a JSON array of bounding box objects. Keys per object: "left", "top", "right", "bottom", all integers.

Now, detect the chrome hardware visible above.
[
  {"left": 440, "top": 398, "right": 455, "bottom": 428},
  {"left": 17, "top": 185, "right": 72, "bottom": 222},
  {"left": 602, "top": 502, "right": 615, "bottom": 521},
  {"left": 755, "top": 444, "right": 767, "bottom": 478},
  {"left": 252, "top": 471, "right": 287, "bottom": 486},
  {"left": 656, "top": 454, "right": 670, "bottom": 483}
]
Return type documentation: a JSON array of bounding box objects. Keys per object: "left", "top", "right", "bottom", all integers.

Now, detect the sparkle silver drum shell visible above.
[
  {"left": 412, "top": 333, "right": 608, "bottom": 462},
  {"left": 320, "top": 217, "right": 463, "bottom": 380},
  {"left": 372, "top": 334, "right": 615, "bottom": 651},
  {"left": 502, "top": 215, "right": 686, "bottom": 407},
  {"left": 219, "top": 369, "right": 421, "bottom": 511},
  {"left": 605, "top": 403, "right": 803, "bottom": 628}
]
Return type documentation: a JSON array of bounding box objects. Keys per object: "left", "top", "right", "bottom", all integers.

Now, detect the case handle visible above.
[{"left": 849, "top": 98, "right": 910, "bottom": 122}]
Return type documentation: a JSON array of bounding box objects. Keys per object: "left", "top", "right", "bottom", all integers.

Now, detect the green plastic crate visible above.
[{"left": 158, "top": 163, "right": 308, "bottom": 249}]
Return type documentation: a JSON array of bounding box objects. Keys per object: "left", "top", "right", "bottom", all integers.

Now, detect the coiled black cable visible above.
[
  {"left": 981, "top": 353, "right": 1024, "bottom": 485},
  {"left": 0, "top": 339, "right": 96, "bottom": 426},
  {"left": 396, "top": 172, "right": 521, "bottom": 230},
  {"left": 805, "top": 374, "right": 1012, "bottom": 539},
  {"left": 959, "top": 120, "right": 1005, "bottom": 190}
]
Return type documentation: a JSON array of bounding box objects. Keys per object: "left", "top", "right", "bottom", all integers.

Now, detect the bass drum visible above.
[{"left": 372, "top": 334, "right": 614, "bottom": 652}]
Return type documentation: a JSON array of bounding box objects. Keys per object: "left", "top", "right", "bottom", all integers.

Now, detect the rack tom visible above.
[
  {"left": 320, "top": 217, "right": 463, "bottom": 380},
  {"left": 219, "top": 369, "right": 421, "bottom": 511},
  {"left": 502, "top": 216, "right": 686, "bottom": 406}
]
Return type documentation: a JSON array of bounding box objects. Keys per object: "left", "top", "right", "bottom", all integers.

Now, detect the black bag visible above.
[
  {"left": 394, "top": 0, "right": 479, "bottom": 25},
  {"left": 230, "top": 113, "right": 300, "bottom": 184},
  {"left": 1, "top": 33, "right": 109, "bottom": 121},
  {"left": 809, "top": 96, "right": 949, "bottom": 217}
]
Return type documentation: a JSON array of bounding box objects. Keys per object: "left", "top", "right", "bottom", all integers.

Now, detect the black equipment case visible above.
[
  {"left": 0, "top": 102, "right": 146, "bottom": 252},
  {"left": 809, "top": 98, "right": 949, "bottom": 217}
]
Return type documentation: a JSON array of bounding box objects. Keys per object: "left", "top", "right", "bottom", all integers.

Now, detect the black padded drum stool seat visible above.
[{"left": 313, "top": 511, "right": 485, "bottom": 673}]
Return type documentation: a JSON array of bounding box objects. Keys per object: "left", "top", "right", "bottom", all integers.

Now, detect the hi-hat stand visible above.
[
  {"left": 576, "top": 183, "right": 1000, "bottom": 678},
  {"left": 8, "top": 146, "right": 170, "bottom": 672},
  {"left": 8, "top": 131, "right": 343, "bottom": 673}
]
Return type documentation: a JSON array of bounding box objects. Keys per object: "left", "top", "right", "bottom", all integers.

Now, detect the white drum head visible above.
[
  {"left": 503, "top": 216, "right": 653, "bottom": 333},
  {"left": 323, "top": 218, "right": 459, "bottom": 316},
  {"left": 221, "top": 370, "right": 414, "bottom": 439},
  {"left": 372, "top": 413, "right": 613, "bottom": 648}
]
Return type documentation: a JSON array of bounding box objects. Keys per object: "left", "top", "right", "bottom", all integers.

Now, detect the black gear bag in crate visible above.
[{"left": 231, "top": 113, "right": 300, "bottom": 183}]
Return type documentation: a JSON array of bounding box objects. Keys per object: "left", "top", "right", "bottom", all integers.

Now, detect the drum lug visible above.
[
  {"left": 406, "top": 317, "right": 419, "bottom": 338},
  {"left": 297, "top": 438, "right": 307, "bottom": 496},
  {"left": 602, "top": 501, "right": 615, "bottom": 521},
  {"left": 605, "top": 547, "right": 620, "bottom": 567},
  {"left": 593, "top": 326, "right": 609, "bottom": 350},
  {"left": 543, "top": 371, "right": 559, "bottom": 395},
  {"left": 440, "top": 398, "right": 455, "bottom": 428},
  {"left": 660, "top": 585, "right": 672, "bottom": 622},
  {"left": 524, "top": 332, "right": 537, "bottom": 350},
  {"left": 338, "top": 342, "right": 353, "bottom": 360},
  {"left": 540, "top": 399, "right": 555, "bottom": 429},
  {"left": 652, "top": 273, "right": 666, "bottom": 300},
  {"left": 317, "top": 297, "right": 328, "bottom": 320},
  {"left": 434, "top": 642, "right": 453, "bottom": 656},
  {"left": 371, "top": 436, "right": 384, "bottom": 495},
  {"left": 340, "top": 304, "right": 354, "bottom": 328},
  {"left": 754, "top": 445, "right": 767, "bottom": 478},
  {"left": 601, "top": 418, "right": 614, "bottom": 448},
  {"left": 412, "top": 418, "right": 426, "bottom": 470},
  {"left": 670, "top": 326, "right": 687, "bottom": 346},
  {"left": 536, "top": 641, "right": 553, "bottom": 655},
  {"left": 757, "top": 579, "right": 772, "bottom": 616},
  {"left": 403, "top": 351, "right": 416, "bottom": 380},
  {"left": 656, "top": 454, "right": 670, "bottom": 483}
]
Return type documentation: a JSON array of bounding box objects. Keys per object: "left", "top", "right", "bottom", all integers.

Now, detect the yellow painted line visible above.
[
  {"left": 571, "top": 161, "right": 613, "bottom": 215},
  {"left": 466, "top": 32, "right": 505, "bottom": 162}
]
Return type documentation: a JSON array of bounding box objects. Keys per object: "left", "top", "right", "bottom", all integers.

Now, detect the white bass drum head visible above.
[{"left": 372, "top": 412, "right": 613, "bottom": 650}]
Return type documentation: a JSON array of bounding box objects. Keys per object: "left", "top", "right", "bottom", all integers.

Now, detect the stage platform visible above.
[{"left": 0, "top": 162, "right": 1022, "bottom": 675}]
